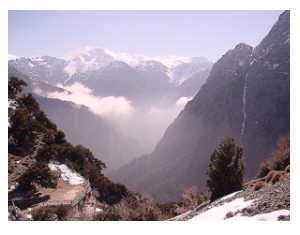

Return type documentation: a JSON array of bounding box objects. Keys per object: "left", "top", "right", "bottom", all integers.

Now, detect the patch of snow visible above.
[
  {"left": 96, "top": 208, "right": 103, "bottom": 212},
  {"left": 228, "top": 209, "right": 290, "bottom": 221},
  {"left": 8, "top": 182, "right": 19, "bottom": 192},
  {"left": 30, "top": 57, "right": 44, "bottom": 62},
  {"left": 176, "top": 96, "right": 193, "bottom": 107},
  {"left": 273, "top": 63, "right": 280, "bottom": 69},
  {"left": 64, "top": 46, "right": 208, "bottom": 70},
  {"left": 28, "top": 62, "right": 34, "bottom": 68},
  {"left": 189, "top": 197, "right": 253, "bottom": 221},
  {"left": 48, "top": 163, "right": 85, "bottom": 185},
  {"left": 217, "top": 191, "right": 242, "bottom": 202},
  {"left": 64, "top": 62, "right": 78, "bottom": 77},
  {"left": 8, "top": 100, "right": 17, "bottom": 110}
]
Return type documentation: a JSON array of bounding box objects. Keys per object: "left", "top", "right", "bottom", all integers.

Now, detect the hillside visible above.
[
  {"left": 8, "top": 67, "right": 144, "bottom": 170},
  {"left": 8, "top": 77, "right": 130, "bottom": 220},
  {"left": 109, "top": 11, "right": 290, "bottom": 202}
]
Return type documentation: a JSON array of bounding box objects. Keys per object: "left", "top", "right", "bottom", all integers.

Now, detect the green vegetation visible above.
[{"left": 207, "top": 137, "right": 245, "bottom": 201}]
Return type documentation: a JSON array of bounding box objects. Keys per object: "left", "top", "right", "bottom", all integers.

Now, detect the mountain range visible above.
[
  {"left": 108, "top": 10, "right": 290, "bottom": 202},
  {"left": 8, "top": 46, "right": 213, "bottom": 170}
]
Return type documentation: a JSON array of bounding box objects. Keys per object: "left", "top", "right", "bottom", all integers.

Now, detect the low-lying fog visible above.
[{"left": 44, "top": 82, "right": 193, "bottom": 154}]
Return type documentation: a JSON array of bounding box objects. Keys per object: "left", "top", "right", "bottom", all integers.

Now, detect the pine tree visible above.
[
  {"left": 8, "top": 77, "right": 27, "bottom": 99},
  {"left": 207, "top": 137, "right": 245, "bottom": 201}
]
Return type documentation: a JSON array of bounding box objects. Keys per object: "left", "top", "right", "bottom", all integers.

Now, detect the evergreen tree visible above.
[
  {"left": 207, "top": 137, "right": 245, "bottom": 201},
  {"left": 8, "top": 77, "right": 27, "bottom": 99}
]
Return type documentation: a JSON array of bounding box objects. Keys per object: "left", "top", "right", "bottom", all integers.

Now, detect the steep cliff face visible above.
[
  {"left": 109, "top": 11, "right": 290, "bottom": 202},
  {"left": 241, "top": 10, "right": 290, "bottom": 175}
]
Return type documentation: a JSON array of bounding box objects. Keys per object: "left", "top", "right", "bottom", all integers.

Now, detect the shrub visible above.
[
  {"left": 265, "top": 170, "right": 285, "bottom": 184},
  {"left": 54, "top": 206, "right": 69, "bottom": 221},
  {"left": 207, "top": 137, "right": 245, "bottom": 202},
  {"left": 32, "top": 208, "right": 57, "bottom": 221},
  {"left": 181, "top": 185, "right": 200, "bottom": 209},
  {"left": 253, "top": 181, "right": 264, "bottom": 191},
  {"left": 8, "top": 77, "right": 27, "bottom": 99},
  {"left": 17, "top": 162, "right": 58, "bottom": 191},
  {"left": 257, "top": 134, "right": 290, "bottom": 178},
  {"left": 157, "top": 202, "right": 179, "bottom": 218},
  {"left": 285, "top": 165, "right": 290, "bottom": 173},
  {"left": 95, "top": 193, "right": 163, "bottom": 221}
]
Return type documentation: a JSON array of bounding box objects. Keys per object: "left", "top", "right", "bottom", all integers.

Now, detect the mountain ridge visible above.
[{"left": 109, "top": 10, "right": 290, "bottom": 203}]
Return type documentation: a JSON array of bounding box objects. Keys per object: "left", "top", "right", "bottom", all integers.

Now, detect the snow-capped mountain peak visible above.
[
  {"left": 8, "top": 46, "right": 213, "bottom": 86},
  {"left": 63, "top": 46, "right": 210, "bottom": 70}
]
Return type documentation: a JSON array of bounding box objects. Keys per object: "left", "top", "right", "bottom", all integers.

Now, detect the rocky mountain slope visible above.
[
  {"left": 109, "top": 11, "right": 290, "bottom": 202},
  {"left": 170, "top": 171, "right": 290, "bottom": 221}
]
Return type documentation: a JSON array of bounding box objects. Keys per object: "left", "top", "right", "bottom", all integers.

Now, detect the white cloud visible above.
[
  {"left": 8, "top": 54, "right": 18, "bottom": 61},
  {"left": 46, "top": 82, "right": 133, "bottom": 118},
  {"left": 46, "top": 84, "right": 194, "bottom": 154}
]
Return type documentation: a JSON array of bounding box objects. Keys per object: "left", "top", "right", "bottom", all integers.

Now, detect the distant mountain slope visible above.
[
  {"left": 35, "top": 96, "right": 143, "bottom": 170},
  {"left": 8, "top": 48, "right": 212, "bottom": 108},
  {"left": 109, "top": 11, "right": 290, "bottom": 202}
]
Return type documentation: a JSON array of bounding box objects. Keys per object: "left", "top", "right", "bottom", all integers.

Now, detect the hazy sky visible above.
[{"left": 8, "top": 10, "right": 282, "bottom": 61}]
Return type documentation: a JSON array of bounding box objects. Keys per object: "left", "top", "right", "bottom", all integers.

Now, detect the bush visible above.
[
  {"left": 95, "top": 193, "right": 163, "bottom": 221},
  {"left": 17, "top": 162, "right": 58, "bottom": 191},
  {"left": 32, "top": 208, "right": 57, "bottom": 221},
  {"left": 207, "top": 137, "right": 245, "bottom": 201},
  {"left": 32, "top": 206, "right": 68, "bottom": 221},
  {"left": 257, "top": 134, "right": 290, "bottom": 178},
  {"left": 8, "top": 77, "right": 27, "bottom": 99},
  {"left": 253, "top": 181, "right": 264, "bottom": 191},
  {"left": 157, "top": 202, "right": 178, "bottom": 218},
  {"left": 54, "top": 206, "right": 69, "bottom": 221}
]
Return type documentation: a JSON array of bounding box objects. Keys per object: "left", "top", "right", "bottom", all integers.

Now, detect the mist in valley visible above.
[{"left": 45, "top": 82, "right": 193, "bottom": 155}]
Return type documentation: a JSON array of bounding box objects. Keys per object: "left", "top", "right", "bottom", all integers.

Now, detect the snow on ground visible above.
[
  {"left": 48, "top": 163, "right": 85, "bottom": 185},
  {"left": 170, "top": 210, "right": 193, "bottom": 221},
  {"left": 8, "top": 182, "right": 19, "bottom": 192},
  {"left": 208, "top": 190, "right": 242, "bottom": 208},
  {"left": 96, "top": 208, "right": 103, "bottom": 213},
  {"left": 227, "top": 209, "right": 290, "bottom": 221},
  {"left": 189, "top": 198, "right": 253, "bottom": 221}
]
